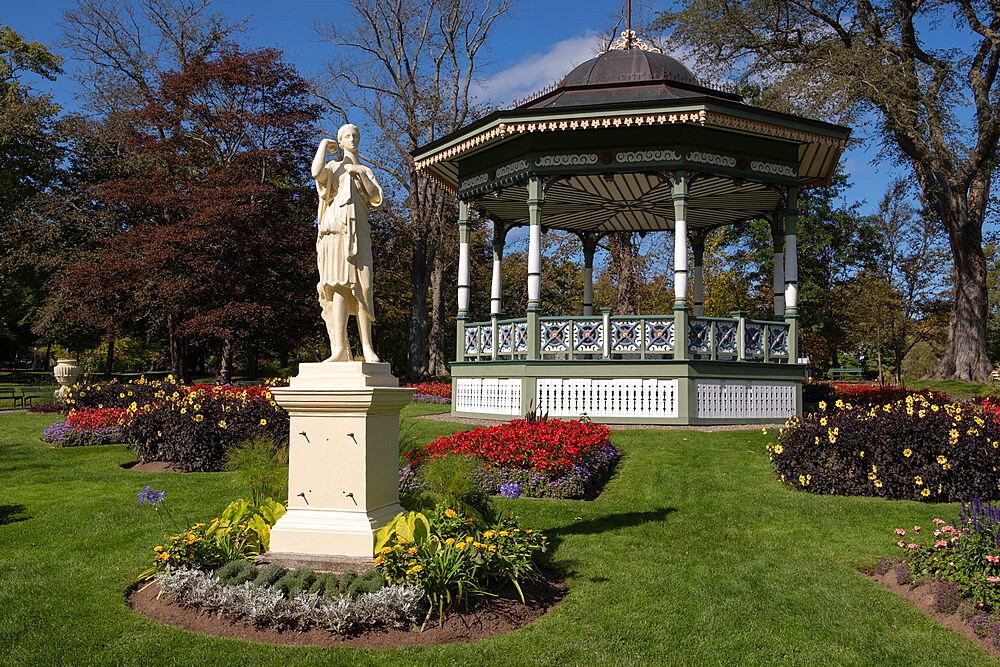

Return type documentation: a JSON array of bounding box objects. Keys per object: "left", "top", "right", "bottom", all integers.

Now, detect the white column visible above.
[
  {"left": 783, "top": 185, "right": 800, "bottom": 363},
  {"left": 674, "top": 220, "right": 688, "bottom": 305},
  {"left": 491, "top": 222, "right": 504, "bottom": 316},
  {"left": 772, "top": 217, "right": 785, "bottom": 316},
  {"left": 671, "top": 171, "right": 690, "bottom": 361},
  {"left": 457, "top": 201, "right": 471, "bottom": 313},
  {"left": 526, "top": 177, "right": 544, "bottom": 360}
]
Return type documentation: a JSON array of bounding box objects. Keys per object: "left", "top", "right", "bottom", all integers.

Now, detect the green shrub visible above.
[
  {"left": 347, "top": 569, "right": 385, "bottom": 596},
  {"left": 769, "top": 395, "right": 1000, "bottom": 501},
  {"left": 309, "top": 572, "right": 338, "bottom": 596},
  {"left": 273, "top": 567, "right": 316, "bottom": 598},
  {"left": 215, "top": 560, "right": 256, "bottom": 586},
  {"left": 337, "top": 570, "right": 357, "bottom": 596},
  {"left": 253, "top": 563, "right": 287, "bottom": 587}
]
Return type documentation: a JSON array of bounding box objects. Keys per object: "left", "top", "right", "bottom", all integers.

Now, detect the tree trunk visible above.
[
  {"left": 44, "top": 342, "right": 51, "bottom": 370},
  {"left": 607, "top": 232, "right": 640, "bottom": 314},
  {"left": 926, "top": 193, "right": 993, "bottom": 382},
  {"left": 427, "top": 254, "right": 448, "bottom": 377},
  {"left": 220, "top": 338, "right": 232, "bottom": 376},
  {"left": 104, "top": 338, "right": 115, "bottom": 379},
  {"left": 407, "top": 237, "right": 431, "bottom": 382},
  {"left": 167, "top": 313, "right": 186, "bottom": 382}
]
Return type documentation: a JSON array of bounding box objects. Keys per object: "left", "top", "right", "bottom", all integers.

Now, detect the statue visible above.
[{"left": 311, "top": 124, "right": 383, "bottom": 363}]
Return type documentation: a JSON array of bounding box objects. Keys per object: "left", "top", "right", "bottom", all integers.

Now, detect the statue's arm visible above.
[
  {"left": 356, "top": 168, "right": 383, "bottom": 207},
  {"left": 312, "top": 140, "right": 334, "bottom": 183}
]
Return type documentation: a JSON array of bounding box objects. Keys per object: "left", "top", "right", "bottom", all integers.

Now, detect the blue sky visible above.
[{"left": 4, "top": 0, "right": 903, "bottom": 215}]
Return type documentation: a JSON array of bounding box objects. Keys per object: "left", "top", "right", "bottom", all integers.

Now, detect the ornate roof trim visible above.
[{"left": 601, "top": 30, "right": 662, "bottom": 54}]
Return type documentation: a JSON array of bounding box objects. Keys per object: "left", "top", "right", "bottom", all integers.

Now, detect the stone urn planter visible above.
[{"left": 53, "top": 358, "right": 80, "bottom": 399}]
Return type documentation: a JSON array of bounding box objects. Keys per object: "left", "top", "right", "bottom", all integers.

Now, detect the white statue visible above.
[{"left": 312, "top": 124, "right": 383, "bottom": 363}]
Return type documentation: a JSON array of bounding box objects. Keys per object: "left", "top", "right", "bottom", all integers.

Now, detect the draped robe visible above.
[{"left": 315, "top": 158, "right": 383, "bottom": 319}]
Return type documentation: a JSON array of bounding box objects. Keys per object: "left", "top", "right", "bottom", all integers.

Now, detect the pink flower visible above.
[
  {"left": 897, "top": 540, "right": 906, "bottom": 548},
  {"left": 894, "top": 528, "right": 906, "bottom": 536},
  {"left": 933, "top": 530, "right": 941, "bottom": 537},
  {"left": 907, "top": 543, "right": 918, "bottom": 549},
  {"left": 935, "top": 540, "right": 948, "bottom": 548},
  {"left": 913, "top": 526, "right": 921, "bottom": 532},
  {"left": 933, "top": 518, "right": 945, "bottom": 525},
  {"left": 988, "top": 576, "right": 1000, "bottom": 583},
  {"left": 949, "top": 562, "right": 956, "bottom": 567},
  {"left": 951, "top": 536, "right": 960, "bottom": 543},
  {"left": 986, "top": 555, "right": 1000, "bottom": 564},
  {"left": 942, "top": 525, "right": 956, "bottom": 533}
]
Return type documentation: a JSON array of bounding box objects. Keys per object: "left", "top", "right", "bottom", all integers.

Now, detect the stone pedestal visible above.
[{"left": 266, "top": 362, "right": 413, "bottom": 559}]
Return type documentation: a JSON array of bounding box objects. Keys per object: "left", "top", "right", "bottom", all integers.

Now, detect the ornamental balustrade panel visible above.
[
  {"left": 536, "top": 378, "right": 679, "bottom": 418},
  {"left": 644, "top": 320, "right": 674, "bottom": 352}
]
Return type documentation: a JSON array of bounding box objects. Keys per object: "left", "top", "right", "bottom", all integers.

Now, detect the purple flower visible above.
[
  {"left": 137, "top": 485, "right": 165, "bottom": 506},
  {"left": 499, "top": 482, "right": 522, "bottom": 499}
]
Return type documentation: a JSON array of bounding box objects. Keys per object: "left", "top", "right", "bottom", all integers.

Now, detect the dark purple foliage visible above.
[
  {"left": 971, "top": 612, "right": 993, "bottom": 637},
  {"left": 895, "top": 563, "right": 912, "bottom": 586},
  {"left": 411, "top": 393, "right": 451, "bottom": 404},
  {"left": 875, "top": 556, "right": 894, "bottom": 576}
]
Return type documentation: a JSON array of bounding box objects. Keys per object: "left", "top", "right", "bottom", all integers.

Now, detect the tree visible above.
[
  {"left": 314, "top": 0, "right": 513, "bottom": 381},
  {"left": 0, "top": 26, "right": 63, "bottom": 363},
  {"left": 67, "top": 48, "right": 321, "bottom": 381},
  {"left": 657, "top": 0, "right": 1000, "bottom": 381}
]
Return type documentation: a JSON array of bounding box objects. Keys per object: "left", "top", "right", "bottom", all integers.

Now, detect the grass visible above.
[
  {"left": 907, "top": 379, "right": 1000, "bottom": 399},
  {"left": 0, "top": 411, "right": 996, "bottom": 665}
]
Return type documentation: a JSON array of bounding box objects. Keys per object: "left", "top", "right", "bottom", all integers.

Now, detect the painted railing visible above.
[{"left": 461, "top": 314, "right": 791, "bottom": 362}]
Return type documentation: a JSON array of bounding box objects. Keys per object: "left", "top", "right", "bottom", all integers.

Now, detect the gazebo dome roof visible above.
[{"left": 563, "top": 49, "right": 699, "bottom": 88}]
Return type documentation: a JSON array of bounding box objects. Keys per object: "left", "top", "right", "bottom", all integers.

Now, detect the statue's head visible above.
[{"left": 338, "top": 123, "right": 360, "bottom": 152}]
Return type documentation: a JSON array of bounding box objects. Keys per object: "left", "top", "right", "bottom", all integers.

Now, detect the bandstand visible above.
[{"left": 412, "top": 36, "right": 850, "bottom": 424}]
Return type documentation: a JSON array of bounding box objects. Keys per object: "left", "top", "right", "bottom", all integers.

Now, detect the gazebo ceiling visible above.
[
  {"left": 412, "top": 43, "right": 850, "bottom": 233},
  {"left": 475, "top": 172, "right": 781, "bottom": 232}
]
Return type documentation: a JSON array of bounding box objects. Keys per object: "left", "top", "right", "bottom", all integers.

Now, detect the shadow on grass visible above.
[
  {"left": 547, "top": 508, "right": 677, "bottom": 539},
  {"left": 0, "top": 504, "right": 29, "bottom": 525}
]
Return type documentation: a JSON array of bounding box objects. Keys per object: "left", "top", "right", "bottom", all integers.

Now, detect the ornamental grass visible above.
[{"left": 769, "top": 394, "right": 1000, "bottom": 501}]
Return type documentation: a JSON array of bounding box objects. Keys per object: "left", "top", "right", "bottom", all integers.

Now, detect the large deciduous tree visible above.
[
  {"left": 314, "top": 0, "right": 513, "bottom": 381},
  {"left": 657, "top": 0, "right": 1000, "bottom": 381},
  {"left": 68, "top": 48, "right": 321, "bottom": 380}
]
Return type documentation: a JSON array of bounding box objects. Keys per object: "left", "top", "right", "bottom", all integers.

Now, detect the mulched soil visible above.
[
  {"left": 121, "top": 461, "right": 189, "bottom": 473},
  {"left": 868, "top": 570, "right": 1000, "bottom": 658},
  {"left": 127, "top": 574, "right": 565, "bottom": 648}
]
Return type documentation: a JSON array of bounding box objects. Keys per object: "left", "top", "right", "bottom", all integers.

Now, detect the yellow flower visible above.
[
  {"left": 194, "top": 404, "right": 201, "bottom": 410},
  {"left": 406, "top": 565, "right": 423, "bottom": 574},
  {"left": 180, "top": 407, "right": 187, "bottom": 414},
  {"left": 818, "top": 401, "right": 827, "bottom": 410},
  {"left": 915, "top": 476, "right": 923, "bottom": 485},
  {"left": 455, "top": 541, "right": 467, "bottom": 550},
  {"left": 444, "top": 508, "right": 457, "bottom": 518},
  {"left": 774, "top": 445, "right": 784, "bottom": 454},
  {"left": 185, "top": 533, "right": 198, "bottom": 543},
  {"left": 153, "top": 546, "right": 163, "bottom": 552},
  {"left": 499, "top": 531, "right": 509, "bottom": 537},
  {"left": 819, "top": 417, "right": 827, "bottom": 426},
  {"left": 918, "top": 410, "right": 926, "bottom": 418},
  {"left": 903, "top": 448, "right": 912, "bottom": 457},
  {"left": 484, "top": 530, "right": 497, "bottom": 539},
  {"left": 868, "top": 472, "right": 877, "bottom": 480},
  {"left": 874, "top": 480, "right": 883, "bottom": 488},
  {"left": 218, "top": 420, "right": 227, "bottom": 429},
  {"left": 445, "top": 538, "right": 455, "bottom": 546},
  {"left": 473, "top": 542, "right": 485, "bottom": 549},
  {"left": 943, "top": 463, "right": 951, "bottom": 470},
  {"left": 407, "top": 547, "right": 418, "bottom": 555},
  {"left": 488, "top": 544, "right": 497, "bottom": 552},
  {"left": 374, "top": 555, "right": 383, "bottom": 565},
  {"left": 380, "top": 546, "right": 393, "bottom": 554},
  {"left": 194, "top": 414, "right": 204, "bottom": 422},
  {"left": 937, "top": 455, "right": 947, "bottom": 464},
  {"left": 859, "top": 450, "right": 864, "bottom": 458},
  {"left": 260, "top": 419, "right": 267, "bottom": 426},
  {"left": 921, "top": 488, "right": 931, "bottom": 497}
]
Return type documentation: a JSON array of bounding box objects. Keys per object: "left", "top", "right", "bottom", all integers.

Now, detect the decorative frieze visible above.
[
  {"left": 686, "top": 151, "right": 737, "bottom": 168},
  {"left": 750, "top": 160, "right": 796, "bottom": 177},
  {"left": 535, "top": 154, "right": 598, "bottom": 167},
  {"left": 616, "top": 149, "right": 681, "bottom": 163}
]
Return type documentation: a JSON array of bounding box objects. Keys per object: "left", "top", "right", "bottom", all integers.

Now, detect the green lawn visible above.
[
  {"left": 907, "top": 379, "right": 999, "bottom": 399},
  {"left": 1, "top": 411, "right": 995, "bottom": 665}
]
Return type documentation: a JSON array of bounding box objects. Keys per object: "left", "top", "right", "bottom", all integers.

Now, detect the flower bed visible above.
[
  {"left": 768, "top": 394, "right": 1000, "bottom": 501},
  {"left": 405, "top": 419, "right": 619, "bottom": 499},
  {"left": 803, "top": 380, "right": 951, "bottom": 408},
  {"left": 405, "top": 381, "right": 451, "bottom": 404},
  {"left": 41, "top": 419, "right": 123, "bottom": 447},
  {"left": 60, "top": 376, "right": 290, "bottom": 471},
  {"left": 876, "top": 496, "right": 1000, "bottom": 648}
]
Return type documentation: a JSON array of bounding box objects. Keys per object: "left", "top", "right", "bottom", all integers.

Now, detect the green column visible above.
[
  {"left": 783, "top": 186, "right": 799, "bottom": 363},
  {"left": 455, "top": 200, "right": 470, "bottom": 363},
  {"left": 526, "top": 177, "right": 543, "bottom": 361},
  {"left": 672, "top": 171, "right": 689, "bottom": 361}
]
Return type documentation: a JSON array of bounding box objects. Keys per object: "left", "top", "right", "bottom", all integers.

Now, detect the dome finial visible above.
[{"left": 603, "top": 0, "right": 662, "bottom": 54}]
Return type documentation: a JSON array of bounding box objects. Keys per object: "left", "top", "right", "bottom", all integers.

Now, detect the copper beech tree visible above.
[{"left": 68, "top": 48, "right": 321, "bottom": 380}]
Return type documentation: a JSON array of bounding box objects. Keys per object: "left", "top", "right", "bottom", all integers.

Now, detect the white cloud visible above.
[{"left": 474, "top": 31, "right": 602, "bottom": 106}]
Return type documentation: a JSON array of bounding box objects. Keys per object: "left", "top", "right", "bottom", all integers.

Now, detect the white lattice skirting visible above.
[
  {"left": 536, "top": 378, "right": 679, "bottom": 418},
  {"left": 696, "top": 380, "right": 796, "bottom": 419},
  {"left": 455, "top": 378, "right": 522, "bottom": 416}
]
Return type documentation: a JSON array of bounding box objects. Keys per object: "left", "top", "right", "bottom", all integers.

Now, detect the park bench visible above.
[
  {"left": 991, "top": 368, "right": 1000, "bottom": 385},
  {"left": 0, "top": 387, "right": 23, "bottom": 409},
  {"left": 828, "top": 368, "right": 863, "bottom": 381},
  {"left": 19, "top": 388, "right": 50, "bottom": 407}
]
